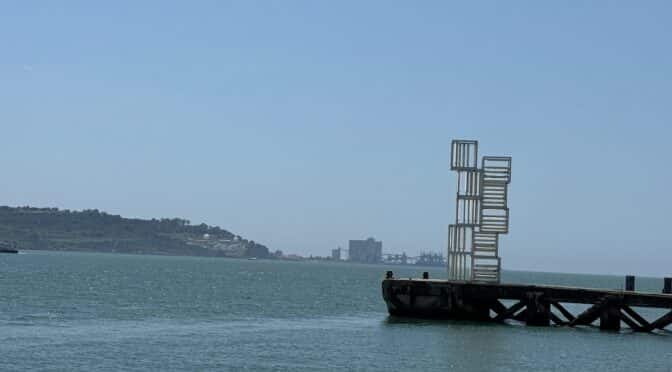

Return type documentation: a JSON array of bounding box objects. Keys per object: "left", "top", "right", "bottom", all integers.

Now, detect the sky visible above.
[{"left": 1, "top": 2, "right": 671, "bottom": 276}]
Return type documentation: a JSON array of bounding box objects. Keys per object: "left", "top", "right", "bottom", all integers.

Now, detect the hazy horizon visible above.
[{"left": 2, "top": 2, "right": 671, "bottom": 276}]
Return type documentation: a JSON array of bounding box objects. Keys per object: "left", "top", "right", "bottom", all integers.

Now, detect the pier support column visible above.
[
  {"left": 449, "top": 286, "right": 492, "bottom": 321},
  {"left": 525, "top": 292, "right": 550, "bottom": 326},
  {"left": 599, "top": 297, "right": 621, "bottom": 331},
  {"left": 454, "top": 298, "right": 491, "bottom": 321}
]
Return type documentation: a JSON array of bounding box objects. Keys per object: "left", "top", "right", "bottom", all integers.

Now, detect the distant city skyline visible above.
[{"left": 2, "top": 2, "right": 671, "bottom": 275}]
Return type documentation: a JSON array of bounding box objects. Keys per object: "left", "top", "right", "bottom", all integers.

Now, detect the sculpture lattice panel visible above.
[{"left": 448, "top": 140, "right": 511, "bottom": 283}]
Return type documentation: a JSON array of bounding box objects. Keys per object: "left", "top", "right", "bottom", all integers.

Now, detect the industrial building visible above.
[
  {"left": 331, "top": 247, "right": 342, "bottom": 261},
  {"left": 348, "top": 237, "right": 382, "bottom": 263}
]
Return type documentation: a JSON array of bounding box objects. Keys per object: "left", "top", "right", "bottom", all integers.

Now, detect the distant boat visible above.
[
  {"left": 247, "top": 257, "right": 257, "bottom": 260},
  {"left": 0, "top": 240, "right": 18, "bottom": 254}
]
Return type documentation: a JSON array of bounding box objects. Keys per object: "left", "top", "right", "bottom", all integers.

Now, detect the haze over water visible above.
[
  {"left": 3, "top": 2, "right": 672, "bottom": 275},
  {"left": 2, "top": 251, "right": 670, "bottom": 371}
]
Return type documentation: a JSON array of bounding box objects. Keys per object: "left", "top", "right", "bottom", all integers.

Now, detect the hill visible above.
[{"left": 0, "top": 206, "right": 270, "bottom": 258}]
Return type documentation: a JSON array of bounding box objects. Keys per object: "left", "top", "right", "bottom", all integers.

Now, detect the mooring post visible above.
[
  {"left": 663, "top": 277, "right": 672, "bottom": 294},
  {"left": 422, "top": 272, "right": 429, "bottom": 279},
  {"left": 625, "top": 275, "right": 635, "bottom": 291}
]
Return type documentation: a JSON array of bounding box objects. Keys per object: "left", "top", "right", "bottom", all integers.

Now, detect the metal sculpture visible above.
[{"left": 448, "top": 140, "right": 511, "bottom": 282}]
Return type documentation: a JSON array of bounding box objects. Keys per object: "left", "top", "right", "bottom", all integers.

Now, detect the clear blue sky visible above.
[{"left": 1, "top": 2, "right": 671, "bottom": 275}]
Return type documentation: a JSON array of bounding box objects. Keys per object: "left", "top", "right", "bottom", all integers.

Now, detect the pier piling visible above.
[
  {"left": 525, "top": 292, "right": 550, "bottom": 326},
  {"left": 599, "top": 297, "right": 622, "bottom": 331}
]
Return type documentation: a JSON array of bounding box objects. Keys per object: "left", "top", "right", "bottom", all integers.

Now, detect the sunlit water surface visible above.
[{"left": 1, "top": 251, "right": 670, "bottom": 371}]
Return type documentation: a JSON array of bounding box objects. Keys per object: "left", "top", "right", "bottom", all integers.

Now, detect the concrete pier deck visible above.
[{"left": 382, "top": 278, "right": 672, "bottom": 332}]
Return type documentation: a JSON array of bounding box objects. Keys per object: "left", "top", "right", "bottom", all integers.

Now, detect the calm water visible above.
[{"left": 1, "top": 251, "right": 670, "bottom": 371}]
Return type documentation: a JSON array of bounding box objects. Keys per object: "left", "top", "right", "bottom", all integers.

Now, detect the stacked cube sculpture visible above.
[{"left": 448, "top": 140, "right": 511, "bottom": 283}]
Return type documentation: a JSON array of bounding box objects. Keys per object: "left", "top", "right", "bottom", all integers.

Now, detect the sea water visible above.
[{"left": 1, "top": 251, "right": 670, "bottom": 371}]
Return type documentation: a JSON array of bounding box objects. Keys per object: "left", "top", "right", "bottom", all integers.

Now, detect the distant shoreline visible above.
[
  {"left": 12, "top": 248, "right": 447, "bottom": 270},
  {"left": 0, "top": 205, "right": 270, "bottom": 259},
  {"left": 9, "top": 249, "right": 668, "bottom": 279}
]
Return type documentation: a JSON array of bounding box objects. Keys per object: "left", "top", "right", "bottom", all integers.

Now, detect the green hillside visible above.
[{"left": 0, "top": 206, "right": 269, "bottom": 258}]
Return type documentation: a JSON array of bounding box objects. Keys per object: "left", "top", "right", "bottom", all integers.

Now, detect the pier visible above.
[
  {"left": 382, "top": 276, "right": 672, "bottom": 332},
  {"left": 381, "top": 139, "right": 672, "bottom": 333}
]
